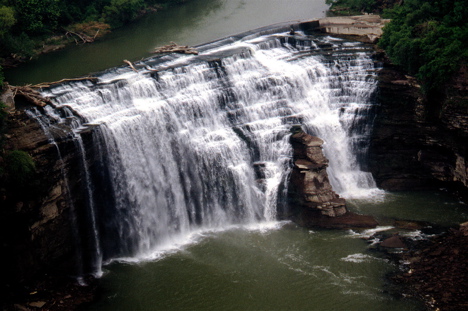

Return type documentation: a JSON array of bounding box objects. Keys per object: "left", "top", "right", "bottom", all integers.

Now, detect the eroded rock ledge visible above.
[
  {"left": 318, "top": 15, "right": 390, "bottom": 43},
  {"left": 287, "top": 127, "right": 377, "bottom": 229}
]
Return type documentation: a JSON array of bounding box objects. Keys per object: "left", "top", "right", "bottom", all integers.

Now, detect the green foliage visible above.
[
  {"left": 101, "top": 0, "right": 144, "bottom": 27},
  {"left": 379, "top": 0, "right": 468, "bottom": 93},
  {"left": 11, "top": 0, "right": 61, "bottom": 35},
  {"left": 326, "top": 0, "right": 392, "bottom": 14},
  {"left": 1, "top": 32, "right": 36, "bottom": 58},
  {"left": 326, "top": 0, "right": 375, "bottom": 12},
  {"left": 0, "top": 0, "right": 191, "bottom": 60},
  {"left": 0, "top": 5, "right": 15, "bottom": 37},
  {"left": 0, "top": 101, "right": 6, "bottom": 149},
  {"left": 0, "top": 64, "right": 3, "bottom": 86},
  {"left": 4, "top": 150, "right": 36, "bottom": 187}
]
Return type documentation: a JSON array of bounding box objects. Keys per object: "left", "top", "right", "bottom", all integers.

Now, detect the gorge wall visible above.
[
  {"left": 0, "top": 106, "right": 89, "bottom": 287},
  {"left": 369, "top": 55, "right": 468, "bottom": 198}
]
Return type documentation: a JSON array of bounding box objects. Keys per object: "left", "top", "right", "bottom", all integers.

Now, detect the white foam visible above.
[{"left": 347, "top": 226, "right": 394, "bottom": 239}]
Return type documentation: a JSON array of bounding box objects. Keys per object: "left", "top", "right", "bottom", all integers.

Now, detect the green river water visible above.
[
  {"left": 88, "top": 191, "right": 466, "bottom": 311},
  {"left": 5, "top": 0, "right": 329, "bottom": 85},
  {"left": 6, "top": 1, "right": 468, "bottom": 310}
]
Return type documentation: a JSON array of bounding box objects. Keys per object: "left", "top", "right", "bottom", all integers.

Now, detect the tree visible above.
[
  {"left": 10, "top": 0, "right": 61, "bottom": 35},
  {"left": 101, "top": 0, "right": 144, "bottom": 28},
  {"left": 0, "top": 6, "right": 15, "bottom": 37}
]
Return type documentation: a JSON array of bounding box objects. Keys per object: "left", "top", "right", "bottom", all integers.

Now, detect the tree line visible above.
[{"left": 0, "top": 0, "right": 188, "bottom": 72}]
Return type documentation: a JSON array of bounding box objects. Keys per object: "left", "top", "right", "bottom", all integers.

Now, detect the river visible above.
[
  {"left": 88, "top": 191, "right": 466, "bottom": 311},
  {"left": 5, "top": 0, "right": 329, "bottom": 85},
  {"left": 8, "top": 1, "right": 468, "bottom": 310}
]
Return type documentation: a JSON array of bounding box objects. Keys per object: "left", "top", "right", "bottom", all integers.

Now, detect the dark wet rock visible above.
[
  {"left": 1, "top": 108, "right": 100, "bottom": 309},
  {"left": 297, "top": 210, "right": 378, "bottom": 229},
  {"left": 391, "top": 224, "right": 468, "bottom": 311},
  {"left": 380, "top": 234, "right": 407, "bottom": 248},
  {"left": 393, "top": 220, "right": 427, "bottom": 230},
  {"left": 368, "top": 53, "right": 468, "bottom": 199},
  {"left": 2, "top": 275, "right": 98, "bottom": 311},
  {"left": 460, "top": 221, "right": 468, "bottom": 236}
]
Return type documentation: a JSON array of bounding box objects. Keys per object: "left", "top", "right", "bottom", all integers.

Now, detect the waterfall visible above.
[{"left": 38, "top": 25, "right": 382, "bottom": 272}]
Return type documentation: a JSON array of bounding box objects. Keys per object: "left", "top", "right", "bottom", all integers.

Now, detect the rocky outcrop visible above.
[
  {"left": 287, "top": 127, "right": 378, "bottom": 229},
  {"left": 298, "top": 15, "right": 390, "bottom": 43},
  {"left": 392, "top": 223, "right": 468, "bottom": 311},
  {"left": 368, "top": 54, "right": 468, "bottom": 197},
  {"left": 318, "top": 15, "right": 390, "bottom": 43}
]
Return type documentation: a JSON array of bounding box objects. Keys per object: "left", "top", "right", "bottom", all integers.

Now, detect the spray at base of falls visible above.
[{"left": 37, "top": 25, "right": 383, "bottom": 275}]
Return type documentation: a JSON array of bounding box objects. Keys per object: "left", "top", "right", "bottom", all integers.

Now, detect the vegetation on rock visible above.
[
  {"left": 0, "top": 101, "right": 6, "bottom": 148},
  {"left": 378, "top": 0, "right": 468, "bottom": 94},
  {"left": 3, "top": 150, "right": 36, "bottom": 186},
  {"left": 326, "top": 0, "right": 398, "bottom": 15}
]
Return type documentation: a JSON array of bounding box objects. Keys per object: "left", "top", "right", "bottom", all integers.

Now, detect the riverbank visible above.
[
  {"left": 0, "top": 4, "right": 166, "bottom": 70},
  {"left": 381, "top": 223, "right": 468, "bottom": 311}
]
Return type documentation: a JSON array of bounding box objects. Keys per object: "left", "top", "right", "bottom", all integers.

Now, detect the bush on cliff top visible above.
[
  {"left": 326, "top": 0, "right": 399, "bottom": 15},
  {"left": 378, "top": 0, "right": 468, "bottom": 93}
]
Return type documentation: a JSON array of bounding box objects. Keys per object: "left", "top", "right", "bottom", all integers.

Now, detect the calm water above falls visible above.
[{"left": 5, "top": 0, "right": 330, "bottom": 85}]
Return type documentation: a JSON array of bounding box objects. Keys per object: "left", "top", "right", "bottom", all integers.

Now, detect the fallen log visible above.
[
  {"left": 8, "top": 85, "right": 52, "bottom": 107},
  {"left": 6, "top": 77, "right": 97, "bottom": 108},
  {"left": 153, "top": 42, "right": 198, "bottom": 55},
  {"left": 32, "top": 77, "right": 98, "bottom": 88},
  {"left": 123, "top": 59, "right": 138, "bottom": 72}
]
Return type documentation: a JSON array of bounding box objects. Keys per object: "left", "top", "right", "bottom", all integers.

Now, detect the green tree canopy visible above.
[
  {"left": 10, "top": 0, "right": 61, "bottom": 35},
  {"left": 0, "top": 5, "right": 15, "bottom": 37},
  {"left": 379, "top": 0, "right": 468, "bottom": 92}
]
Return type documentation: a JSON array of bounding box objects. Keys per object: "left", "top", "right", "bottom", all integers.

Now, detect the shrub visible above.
[{"left": 4, "top": 150, "right": 36, "bottom": 187}]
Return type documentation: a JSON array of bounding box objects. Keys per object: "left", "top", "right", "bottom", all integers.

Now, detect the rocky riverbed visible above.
[{"left": 374, "top": 222, "right": 468, "bottom": 311}]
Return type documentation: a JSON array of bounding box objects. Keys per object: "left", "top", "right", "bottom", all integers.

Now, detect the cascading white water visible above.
[{"left": 39, "top": 27, "right": 383, "bottom": 268}]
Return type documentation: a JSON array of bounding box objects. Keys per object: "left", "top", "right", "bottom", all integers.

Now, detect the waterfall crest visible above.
[{"left": 39, "top": 27, "right": 382, "bottom": 270}]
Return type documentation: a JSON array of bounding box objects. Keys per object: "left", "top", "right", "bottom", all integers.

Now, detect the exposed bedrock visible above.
[
  {"left": 0, "top": 108, "right": 101, "bottom": 287},
  {"left": 368, "top": 56, "right": 468, "bottom": 198},
  {"left": 287, "top": 127, "right": 378, "bottom": 229}
]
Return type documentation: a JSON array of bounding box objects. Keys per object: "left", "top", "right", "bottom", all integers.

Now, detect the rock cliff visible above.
[
  {"left": 369, "top": 54, "right": 468, "bottom": 197},
  {"left": 0, "top": 107, "right": 87, "bottom": 288}
]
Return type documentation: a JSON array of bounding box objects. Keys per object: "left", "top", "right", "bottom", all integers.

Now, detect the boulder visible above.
[{"left": 380, "top": 234, "right": 407, "bottom": 248}]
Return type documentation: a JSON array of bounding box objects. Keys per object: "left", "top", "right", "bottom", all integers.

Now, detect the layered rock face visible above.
[
  {"left": 287, "top": 127, "right": 377, "bottom": 229},
  {"left": 289, "top": 129, "right": 347, "bottom": 217},
  {"left": 1, "top": 108, "right": 86, "bottom": 286},
  {"left": 369, "top": 56, "right": 468, "bottom": 196}
]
